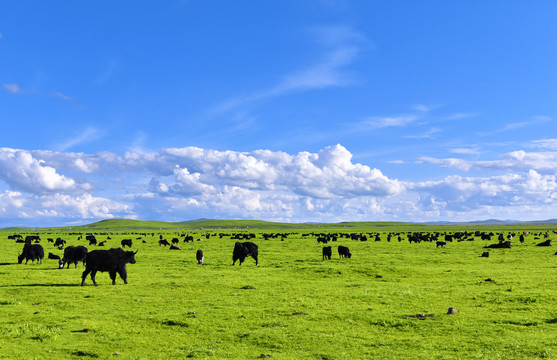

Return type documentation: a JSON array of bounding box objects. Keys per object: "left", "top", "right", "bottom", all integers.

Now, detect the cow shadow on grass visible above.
[
  {"left": 547, "top": 317, "right": 557, "bottom": 324},
  {"left": 0, "top": 283, "right": 81, "bottom": 288}
]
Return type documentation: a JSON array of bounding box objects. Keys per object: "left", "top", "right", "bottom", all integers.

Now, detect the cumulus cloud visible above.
[{"left": 0, "top": 148, "right": 91, "bottom": 194}]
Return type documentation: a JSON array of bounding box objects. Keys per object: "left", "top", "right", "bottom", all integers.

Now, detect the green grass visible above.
[{"left": 1, "top": 224, "right": 556, "bottom": 359}]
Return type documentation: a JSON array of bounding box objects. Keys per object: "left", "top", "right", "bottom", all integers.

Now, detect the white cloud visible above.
[
  {"left": 361, "top": 115, "right": 418, "bottom": 129},
  {"left": 0, "top": 148, "right": 91, "bottom": 194}
]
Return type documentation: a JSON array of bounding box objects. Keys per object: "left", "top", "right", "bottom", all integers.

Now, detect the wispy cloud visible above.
[
  {"left": 211, "top": 25, "right": 366, "bottom": 115},
  {"left": 4, "top": 83, "right": 22, "bottom": 94},
  {"left": 361, "top": 115, "right": 419, "bottom": 129},
  {"left": 529, "top": 138, "right": 557, "bottom": 150},
  {"left": 52, "top": 91, "right": 73, "bottom": 101},
  {"left": 56, "top": 127, "right": 103, "bottom": 151},
  {"left": 477, "top": 116, "right": 551, "bottom": 136},
  {"left": 404, "top": 127, "right": 441, "bottom": 139}
]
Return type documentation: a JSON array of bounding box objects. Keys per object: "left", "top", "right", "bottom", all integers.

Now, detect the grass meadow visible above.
[{"left": 0, "top": 221, "right": 556, "bottom": 359}]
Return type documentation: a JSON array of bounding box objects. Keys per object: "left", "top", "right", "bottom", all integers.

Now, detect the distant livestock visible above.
[
  {"left": 196, "top": 249, "right": 204, "bottom": 264},
  {"left": 86, "top": 235, "right": 97, "bottom": 245},
  {"left": 436, "top": 241, "right": 447, "bottom": 248},
  {"left": 159, "top": 239, "right": 170, "bottom": 246},
  {"left": 484, "top": 241, "right": 511, "bottom": 249},
  {"left": 232, "top": 241, "right": 259, "bottom": 266},
  {"left": 338, "top": 245, "right": 351, "bottom": 259},
  {"left": 536, "top": 240, "right": 551, "bottom": 247},
  {"left": 60, "top": 246, "right": 88, "bottom": 269},
  {"left": 54, "top": 238, "right": 66, "bottom": 247},
  {"left": 48, "top": 252, "right": 61, "bottom": 260},
  {"left": 322, "top": 246, "right": 332, "bottom": 260},
  {"left": 18, "top": 244, "right": 44, "bottom": 264},
  {"left": 121, "top": 239, "right": 133, "bottom": 248},
  {"left": 481, "top": 252, "right": 490, "bottom": 257},
  {"left": 169, "top": 244, "right": 181, "bottom": 250},
  {"left": 81, "top": 248, "right": 137, "bottom": 286}
]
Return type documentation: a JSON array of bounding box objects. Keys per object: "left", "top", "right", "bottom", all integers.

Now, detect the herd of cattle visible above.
[{"left": 10, "top": 228, "right": 555, "bottom": 286}]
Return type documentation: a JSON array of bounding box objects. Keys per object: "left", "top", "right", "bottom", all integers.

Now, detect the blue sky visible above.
[{"left": 1, "top": 1, "right": 557, "bottom": 227}]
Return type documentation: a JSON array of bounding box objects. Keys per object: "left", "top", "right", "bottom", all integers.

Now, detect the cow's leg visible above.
[
  {"left": 109, "top": 271, "right": 117, "bottom": 285},
  {"left": 81, "top": 268, "right": 91, "bottom": 286},
  {"left": 90, "top": 270, "right": 98, "bottom": 286},
  {"left": 118, "top": 266, "right": 128, "bottom": 284},
  {"left": 253, "top": 255, "right": 258, "bottom": 266}
]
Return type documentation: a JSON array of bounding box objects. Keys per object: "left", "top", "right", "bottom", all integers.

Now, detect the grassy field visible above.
[{"left": 0, "top": 220, "right": 556, "bottom": 359}]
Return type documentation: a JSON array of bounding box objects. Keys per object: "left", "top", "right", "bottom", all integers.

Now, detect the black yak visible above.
[
  {"left": 159, "top": 239, "right": 170, "bottom": 246},
  {"left": 121, "top": 239, "right": 132, "bottom": 248},
  {"left": 196, "top": 249, "right": 204, "bottom": 264},
  {"left": 81, "top": 248, "right": 137, "bottom": 286},
  {"left": 18, "top": 244, "right": 44, "bottom": 264},
  {"left": 232, "top": 242, "right": 258, "bottom": 266},
  {"left": 60, "top": 245, "right": 88, "bottom": 269},
  {"left": 536, "top": 240, "right": 551, "bottom": 247},
  {"left": 322, "top": 246, "right": 332, "bottom": 260},
  {"left": 338, "top": 245, "right": 351, "bottom": 259}
]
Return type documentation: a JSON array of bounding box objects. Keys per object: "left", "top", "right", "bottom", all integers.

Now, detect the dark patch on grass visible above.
[
  {"left": 547, "top": 318, "right": 557, "bottom": 324},
  {"left": 240, "top": 285, "right": 256, "bottom": 290},
  {"left": 72, "top": 350, "right": 99, "bottom": 358},
  {"left": 162, "top": 320, "right": 189, "bottom": 327},
  {"left": 494, "top": 320, "right": 538, "bottom": 326}
]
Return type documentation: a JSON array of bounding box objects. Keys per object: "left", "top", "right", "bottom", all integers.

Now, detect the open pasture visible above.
[{"left": 1, "top": 223, "right": 556, "bottom": 359}]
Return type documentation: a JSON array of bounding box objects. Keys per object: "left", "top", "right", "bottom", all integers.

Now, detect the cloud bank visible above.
[{"left": 1, "top": 143, "right": 557, "bottom": 227}]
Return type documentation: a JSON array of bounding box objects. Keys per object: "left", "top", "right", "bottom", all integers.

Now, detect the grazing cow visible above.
[
  {"left": 169, "top": 244, "right": 181, "bottom": 250},
  {"left": 484, "top": 241, "right": 511, "bottom": 249},
  {"left": 322, "top": 246, "right": 332, "bottom": 260},
  {"left": 159, "top": 239, "right": 170, "bottom": 246},
  {"left": 54, "top": 238, "right": 66, "bottom": 247},
  {"left": 196, "top": 249, "right": 204, "bottom": 264},
  {"left": 18, "top": 244, "right": 44, "bottom": 264},
  {"left": 338, "top": 245, "right": 351, "bottom": 259},
  {"left": 481, "top": 252, "right": 490, "bottom": 257},
  {"left": 232, "top": 241, "right": 259, "bottom": 266},
  {"left": 184, "top": 235, "right": 194, "bottom": 243},
  {"left": 60, "top": 246, "right": 88, "bottom": 269},
  {"left": 48, "top": 252, "right": 61, "bottom": 260},
  {"left": 536, "top": 240, "right": 551, "bottom": 247},
  {"left": 81, "top": 248, "right": 137, "bottom": 286},
  {"left": 171, "top": 238, "right": 180, "bottom": 244},
  {"left": 87, "top": 235, "right": 97, "bottom": 246},
  {"left": 436, "top": 241, "right": 447, "bottom": 248},
  {"left": 121, "top": 239, "right": 132, "bottom": 248}
]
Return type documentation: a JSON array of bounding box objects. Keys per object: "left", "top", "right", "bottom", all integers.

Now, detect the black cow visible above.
[
  {"left": 18, "top": 244, "right": 44, "bottom": 264},
  {"left": 196, "top": 249, "right": 204, "bottom": 264},
  {"left": 232, "top": 241, "right": 258, "bottom": 266},
  {"left": 81, "top": 248, "right": 137, "bottom": 286},
  {"left": 159, "top": 239, "right": 170, "bottom": 246},
  {"left": 54, "top": 238, "right": 66, "bottom": 247},
  {"left": 338, "top": 245, "right": 351, "bottom": 259},
  {"left": 484, "top": 241, "right": 511, "bottom": 249},
  {"left": 171, "top": 238, "right": 180, "bottom": 244},
  {"left": 48, "top": 252, "right": 61, "bottom": 260},
  {"left": 322, "top": 246, "right": 332, "bottom": 260},
  {"left": 436, "top": 241, "right": 447, "bottom": 248},
  {"left": 121, "top": 239, "right": 133, "bottom": 248},
  {"left": 87, "top": 235, "right": 97, "bottom": 245},
  {"left": 536, "top": 240, "right": 551, "bottom": 247},
  {"left": 61, "top": 245, "right": 88, "bottom": 269},
  {"left": 481, "top": 252, "right": 490, "bottom": 257},
  {"left": 169, "top": 244, "right": 181, "bottom": 250}
]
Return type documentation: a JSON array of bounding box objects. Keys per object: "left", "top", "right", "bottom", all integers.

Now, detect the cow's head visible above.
[
  {"left": 17, "top": 253, "right": 24, "bottom": 264},
  {"left": 58, "top": 258, "right": 65, "bottom": 269},
  {"left": 126, "top": 250, "right": 138, "bottom": 264}
]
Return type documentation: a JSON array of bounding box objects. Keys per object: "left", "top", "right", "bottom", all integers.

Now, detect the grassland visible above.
[{"left": 0, "top": 220, "right": 556, "bottom": 359}]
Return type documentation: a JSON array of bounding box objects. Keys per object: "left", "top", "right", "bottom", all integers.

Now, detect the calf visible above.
[
  {"left": 81, "top": 248, "right": 137, "bottom": 286},
  {"left": 338, "top": 245, "right": 351, "bottom": 259},
  {"left": 322, "top": 246, "right": 332, "bottom": 260},
  {"left": 232, "top": 241, "right": 259, "bottom": 266},
  {"left": 18, "top": 244, "right": 44, "bottom": 264},
  {"left": 196, "top": 249, "right": 204, "bottom": 264}
]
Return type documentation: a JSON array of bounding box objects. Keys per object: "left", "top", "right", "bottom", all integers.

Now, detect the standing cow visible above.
[
  {"left": 121, "top": 239, "right": 132, "bottom": 248},
  {"left": 232, "top": 242, "right": 259, "bottom": 266},
  {"left": 60, "top": 245, "right": 88, "bottom": 269},
  {"left": 18, "top": 244, "right": 44, "bottom": 264},
  {"left": 196, "top": 249, "right": 204, "bottom": 264},
  {"left": 322, "top": 246, "right": 332, "bottom": 260},
  {"left": 338, "top": 245, "right": 352, "bottom": 259},
  {"left": 81, "top": 248, "right": 137, "bottom": 286}
]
